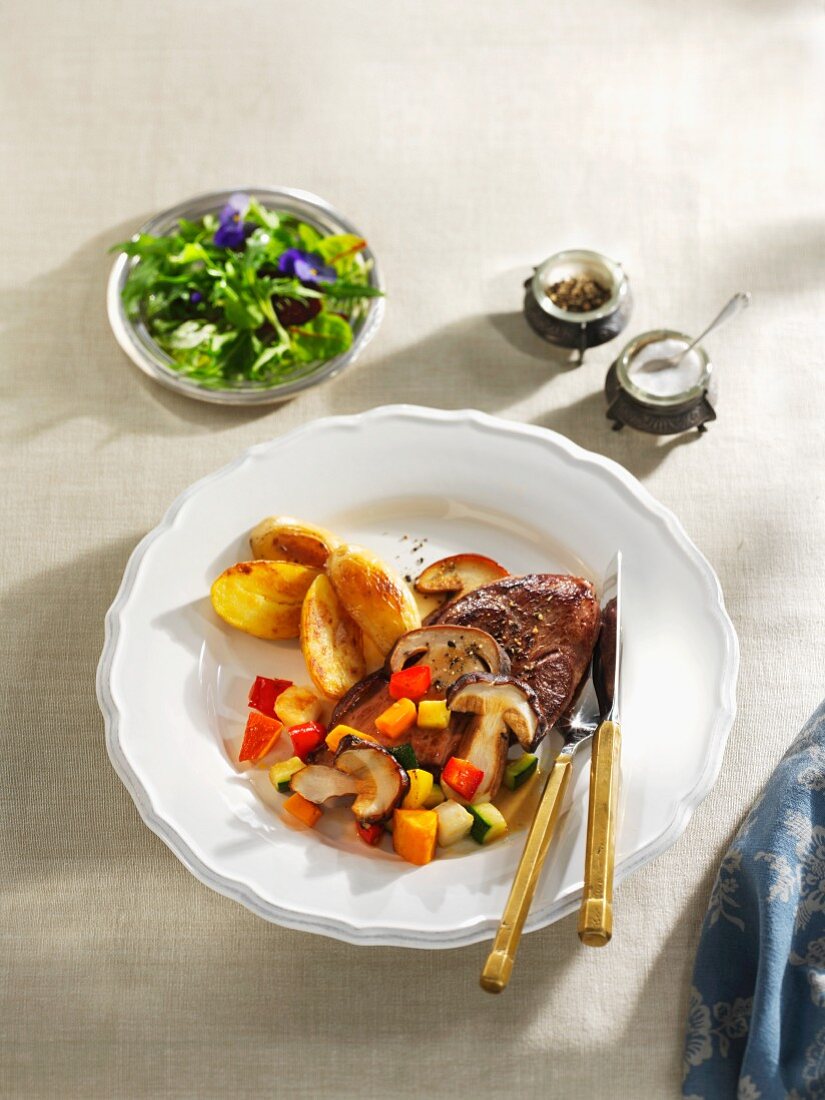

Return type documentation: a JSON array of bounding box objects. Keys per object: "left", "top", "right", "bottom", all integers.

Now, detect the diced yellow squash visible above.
[
  {"left": 402, "top": 768, "right": 434, "bottom": 809},
  {"left": 325, "top": 724, "right": 378, "bottom": 753},
  {"left": 417, "top": 699, "right": 450, "bottom": 730}
]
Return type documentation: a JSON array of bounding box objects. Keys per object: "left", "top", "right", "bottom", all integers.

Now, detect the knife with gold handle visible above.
[
  {"left": 578, "top": 552, "right": 623, "bottom": 947},
  {"left": 578, "top": 719, "right": 621, "bottom": 945}
]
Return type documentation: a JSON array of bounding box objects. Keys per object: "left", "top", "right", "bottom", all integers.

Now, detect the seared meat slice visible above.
[
  {"left": 330, "top": 671, "right": 467, "bottom": 770},
  {"left": 330, "top": 626, "right": 509, "bottom": 771},
  {"left": 330, "top": 671, "right": 389, "bottom": 733},
  {"left": 432, "top": 574, "right": 600, "bottom": 727},
  {"left": 409, "top": 718, "right": 467, "bottom": 772}
]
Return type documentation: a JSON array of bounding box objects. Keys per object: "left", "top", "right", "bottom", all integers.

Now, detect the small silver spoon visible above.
[{"left": 642, "top": 291, "right": 751, "bottom": 373}]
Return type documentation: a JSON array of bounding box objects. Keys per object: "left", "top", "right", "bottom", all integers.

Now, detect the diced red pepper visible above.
[
  {"left": 239, "top": 711, "right": 283, "bottom": 763},
  {"left": 355, "top": 822, "right": 384, "bottom": 846},
  {"left": 441, "top": 756, "right": 484, "bottom": 802},
  {"left": 389, "top": 665, "right": 432, "bottom": 701},
  {"left": 289, "top": 721, "right": 327, "bottom": 762},
  {"left": 248, "top": 675, "right": 292, "bottom": 718}
]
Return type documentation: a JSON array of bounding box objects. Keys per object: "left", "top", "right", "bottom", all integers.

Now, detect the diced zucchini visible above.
[
  {"left": 269, "top": 755, "right": 306, "bottom": 793},
  {"left": 389, "top": 743, "right": 418, "bottom": 772},
  {"left": 504, "top": 753, "right": 538, "bottom": 791},
  {"left": 468, "top": 802, "right": 508, "bottom": 845},
  {"left": 402, "top": 768, "right": 435, "bottom": 809},
  {"left": 423, "top": 782, "right": 445, "bottom": 809},
  {"left": 433, "top": 800, "right": 473, "bottom": 847}
]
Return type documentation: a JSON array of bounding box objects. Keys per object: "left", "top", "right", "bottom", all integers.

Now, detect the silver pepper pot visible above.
[{"left": 523, "top": 249, "right": 632, "bottom": 365}]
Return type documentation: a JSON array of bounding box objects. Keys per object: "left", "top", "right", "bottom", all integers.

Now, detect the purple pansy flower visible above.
[
  {"left": 278, "top": 248, "right": 336, "bottom": 286},
  {"left": 213, "top": 192, "right": 254, "bottom": 249}
]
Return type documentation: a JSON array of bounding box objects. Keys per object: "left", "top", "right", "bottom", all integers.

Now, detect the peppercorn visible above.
[{"left": 546, "top": 275, "right": 610, "bottom": 313}]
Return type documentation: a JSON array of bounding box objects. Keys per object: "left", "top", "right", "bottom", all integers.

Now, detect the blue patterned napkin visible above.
[{"left": 684, "top": 700, "right": 825, "bottom": 1100}]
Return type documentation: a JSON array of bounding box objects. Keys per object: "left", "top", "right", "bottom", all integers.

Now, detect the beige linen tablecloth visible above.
[{"left": 3, "top": 2, "right": 824, "bottom": 1097}]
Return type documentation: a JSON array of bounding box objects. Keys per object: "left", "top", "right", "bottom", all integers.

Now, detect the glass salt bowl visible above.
[
  {"left": 605, "top": 329, "right": 717, "bottom": 435},
  {"left": 524, "top": 248, "right": 632, "bottom": 364}
]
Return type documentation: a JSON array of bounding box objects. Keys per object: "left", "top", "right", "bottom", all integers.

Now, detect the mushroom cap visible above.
[
  {"left": 387, "top": 624, "right": 509, "bottom": 691},
  {"left": 335, "top": 737, "right": 410, "bottom": 824},
  {"left": 447, "top": 672, "right": 547, "bottom": 751},
  {"left": 416, "top": 554, "right": 510, "bottom": 624},
  {"left": 415, "top": 553, "right": 508, "bottom": 596}
]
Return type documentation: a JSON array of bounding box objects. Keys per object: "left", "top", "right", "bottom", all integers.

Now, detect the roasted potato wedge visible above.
[
  {"left": 249, "top": 516, "right": 341, "bottom": 569},
  {"left": 210, "top": 561, "right": 318, "bottom": 640},
  {"left": 361, "top": 632, "right": 386, "bottom": 674},
  {"left": 274, "top": 684, "right": 324, "bottom": 727},
  {"left": 326, "top": 544, "right": 421, "bottom": 658},
  {"left": 301, "top": 574, "right": 366, "bottom": 699}
]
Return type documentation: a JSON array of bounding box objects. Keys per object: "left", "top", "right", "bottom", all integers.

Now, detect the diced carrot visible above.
[
  {"left": 283, "top": 792, "right": 322, "bottom": 828},
  {"left": 375, "top": 697, "right": 417, "bottom": 741},
  {"left": 392, "top": 809, "right": 438, "bottom": 865},
  {"left": 238, "top": 711, "right": 283, "bottom": 763},
  {"left": 325, "top": 724, "right": 378, "bottom": 753}
]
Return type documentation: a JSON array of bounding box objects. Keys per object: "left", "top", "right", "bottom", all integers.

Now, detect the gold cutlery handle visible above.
[
  {"left": 578, "top": 719, "right": 621, "bottom": 947},
  {"left": 480, "top": 753, "right": 574, "bottom": 993}
]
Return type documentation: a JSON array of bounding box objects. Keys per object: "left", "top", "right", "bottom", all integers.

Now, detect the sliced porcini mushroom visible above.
[
  {"left": 291, "top": 765, "right": 361, "bottom": 803},
  {"left": 290, "top": 738, "right": 410, "bottom": 826},
  {"left": 448, "top": 673, "right": 546, "bottom": 750},
  {"left": 387, "top": 625, "right": 510, "bottom": 692},
  {"left": 446, "top": 673, "right": 546, "bottom": 803},
  {"left": 335, "top": 736, "right": 410, "bottom": 824},
  {"left": 415, "top": 554, "right": 508, "bottom": 606}
]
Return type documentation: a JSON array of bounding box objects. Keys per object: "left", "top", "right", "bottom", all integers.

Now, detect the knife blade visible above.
[{"left": 578, "top": 550, "right": 623, "bottom": 947}]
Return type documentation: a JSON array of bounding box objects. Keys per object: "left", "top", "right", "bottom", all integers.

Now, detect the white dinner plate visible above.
[{"left": 97, "top": 406, "right": 738, "bottom": 948}]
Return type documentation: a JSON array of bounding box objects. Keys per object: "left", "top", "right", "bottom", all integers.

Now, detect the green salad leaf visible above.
[
  {"left": 113, "top": 195, "right": 382, "bottom": 389},
  {"left": 290, "top": 313, "right": 353, "bottom": 362}
]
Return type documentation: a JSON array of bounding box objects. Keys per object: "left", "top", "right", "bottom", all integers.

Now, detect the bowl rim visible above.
[
  {"left": 616, "top": 328, "right": 712, "bottom": 407},
  {"left": 531, "top": 248, "right": 628, "bottom": 323},
  {"left": 106, "top": 186, "right": 385, "bottom": 406}
]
